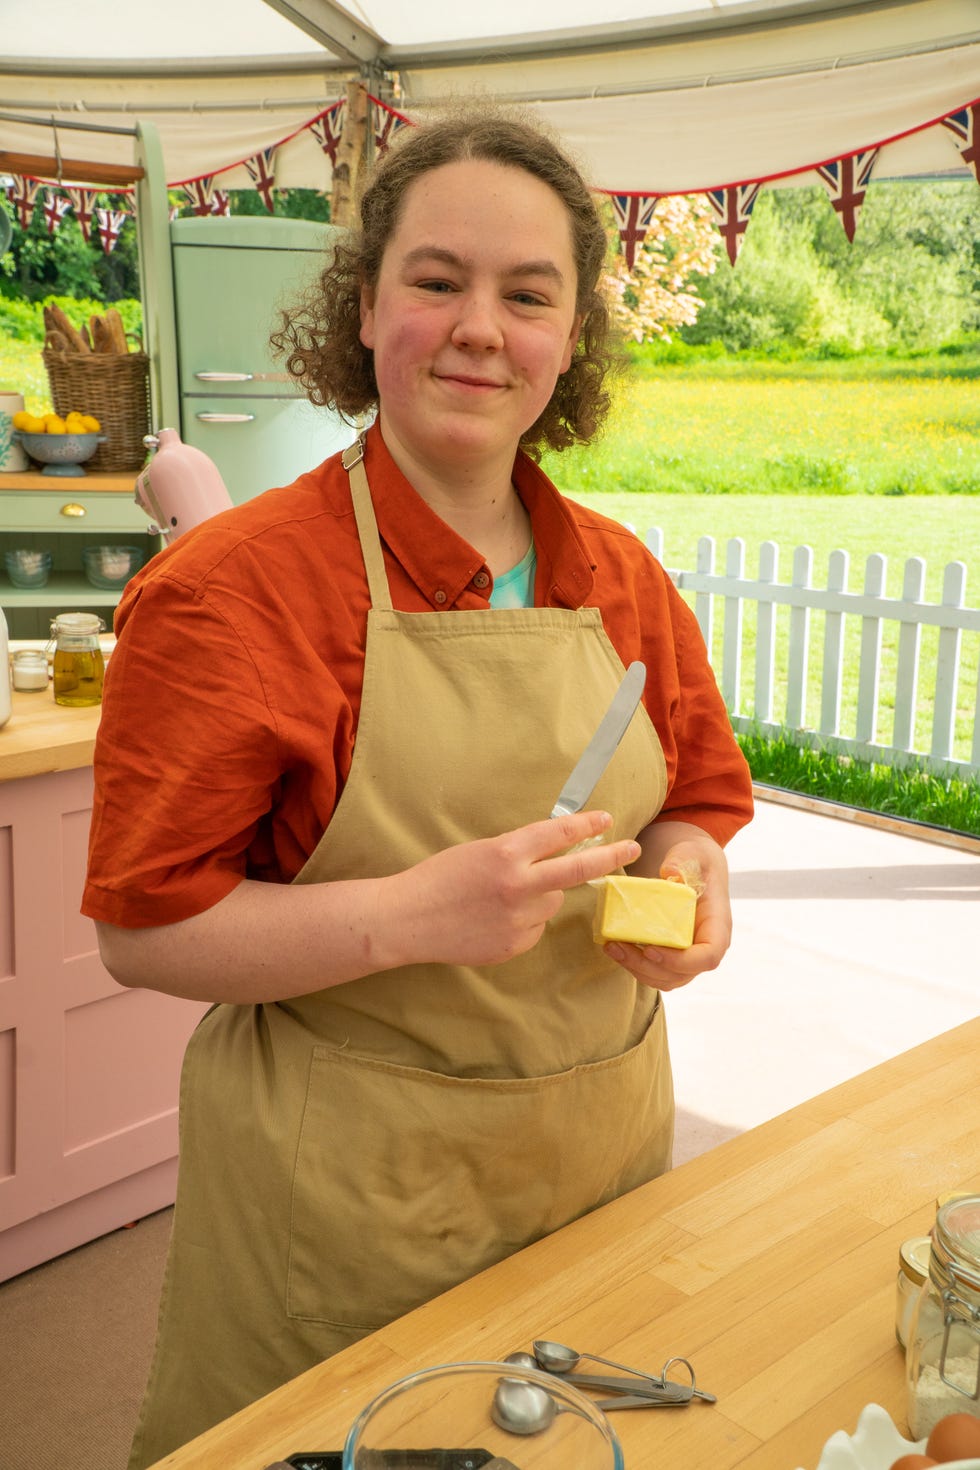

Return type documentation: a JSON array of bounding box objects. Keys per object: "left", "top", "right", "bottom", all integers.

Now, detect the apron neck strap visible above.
[{"left": 343, "top": 436, "right": 393, "bottom": 613}]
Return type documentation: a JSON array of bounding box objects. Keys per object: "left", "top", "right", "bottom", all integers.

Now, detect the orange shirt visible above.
[{"left": 83, "top": 427, "right": 753, "bottom": 928}]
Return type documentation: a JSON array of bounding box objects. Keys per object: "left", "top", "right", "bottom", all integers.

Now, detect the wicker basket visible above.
[{"left": 43, "top": 348, "right": 151, "bottom": 473}]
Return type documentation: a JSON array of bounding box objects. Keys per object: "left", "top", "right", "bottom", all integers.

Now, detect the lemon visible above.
[
  {"left": 80, "top": 413, "right": 101, "bottom": 432},
  {"left": 43, "top": 413, "right": 67, "bottom": 435},
  {"left": 12, "top": 409, "right": 32, "bottom": 430},
  {"left": 20, "top": 413, "right": 47, "bottom": 434},
  {"left": 65, "top": 412, "right": 87, "bottom": 433}
]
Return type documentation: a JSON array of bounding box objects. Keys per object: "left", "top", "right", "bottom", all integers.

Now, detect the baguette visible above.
[
  {"left": 103, "top": 308, "right": 129, "bottom": 353},
  {"left": 90, "top": 314, "right": 114, "bottom": 353},
  {"left": 46, "top": 302, "right": 91, "bottom": 354}
]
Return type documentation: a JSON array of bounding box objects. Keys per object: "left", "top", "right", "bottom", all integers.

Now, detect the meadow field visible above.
[{"left": 540, "top": 360, "right": 980, "bottom": 769}]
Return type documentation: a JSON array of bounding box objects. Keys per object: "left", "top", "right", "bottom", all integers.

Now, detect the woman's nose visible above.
[{"left": 450, "top": 292, "right": 504, "bottom": 350}]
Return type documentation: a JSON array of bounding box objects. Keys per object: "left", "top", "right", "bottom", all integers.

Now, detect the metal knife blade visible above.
[{"left": 549, "top": 660, "right": 647, "bottom": 819}]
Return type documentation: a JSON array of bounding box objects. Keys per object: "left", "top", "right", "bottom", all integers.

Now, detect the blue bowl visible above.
[{"left": 16, "top": 431, "right": 104, "bottom": 477}]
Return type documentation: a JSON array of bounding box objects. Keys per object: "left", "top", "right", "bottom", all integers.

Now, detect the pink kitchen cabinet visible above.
[{"left": 0, "top": 762, "right": 208, "bottom": 1281}]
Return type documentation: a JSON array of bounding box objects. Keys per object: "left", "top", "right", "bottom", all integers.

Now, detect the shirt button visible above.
[
  {"left": 433, "top": 589, "right": 448, "bottom": 605},
  {"left": 472, "top": 571, "right": 490, "bottom": 590}
]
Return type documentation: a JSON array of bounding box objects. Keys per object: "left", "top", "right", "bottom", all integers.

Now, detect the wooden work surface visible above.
[
  {"left": 0, "top": 687, "right": 100, "bottom": 782},
  {"left": 0, "top": 470, "right": 137, "bottom": 493},
  {"left": 148, "top": 1017, "right": 980, "bottom": 1470}
]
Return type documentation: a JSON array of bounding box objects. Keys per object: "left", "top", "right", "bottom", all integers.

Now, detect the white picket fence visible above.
[{"left": 644, "top": 529, "right": 980, "bottom": 782}]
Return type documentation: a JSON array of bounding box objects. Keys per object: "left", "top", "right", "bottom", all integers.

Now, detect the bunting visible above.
[
  {"left": 244, "top": 147, "right": 277, "bottom": 211},
  {"left": 95, "top": 207, "right": 128, "bottom": 254},
  {"left": 374, "top": 106, "right": 409, "bottom": 157},
  {"left": 7, "top": 176, "right": 39, "bottom": 230},
  {"left": 182, "top": 177, "right": 217, "bottom": 216},
  {"left": 941, "top": 103, "right": 980, "bottom": 186},
  {"left": 814, "top": 149, "right": 880, "bottom": 241},
  {"left": 309, "top": 103, "right": 345, "bottom": 166},
  {"left": 610, "top": 194, "right": 660, "bottom": 270},
  {"left": 705, "top": 183, "right": 762, "bottom": 265},
  {"left": 42, "top": 189, "right": 72, "bottom": 234},
  {"left": 0, "top": 91, "right": 977, "bottom": 278},
  {"left": 63, "top": 187, "right": 100, "bottom": 241}
]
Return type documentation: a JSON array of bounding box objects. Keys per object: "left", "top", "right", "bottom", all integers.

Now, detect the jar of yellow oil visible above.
[{"left": 51, "top": 613, "right": 105, "bottom": 707}]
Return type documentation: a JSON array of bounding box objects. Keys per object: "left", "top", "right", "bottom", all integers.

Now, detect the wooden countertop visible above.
[
  {"left": 0, "top": 469, "right": 137, "bottom": 493},
  {"left": 148, "top": 1017, "right": 980, "bottom": 1470},
  {"left": 0, "top": 687, "right": 100, "bottom": 782}
]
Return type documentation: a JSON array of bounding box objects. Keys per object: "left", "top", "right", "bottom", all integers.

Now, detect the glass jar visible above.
[
  {"left": 11, "top": 648, "right": 49, "bottom": 691},
  {"left": 50, "top": 613, "right": 105, "bottom": 708},
  {"left": 906, "top": 1194, "right": 980, "bottom": 1438},
  {"left": 897, "top": 1236, "right": 932, "bottom": 1349}
]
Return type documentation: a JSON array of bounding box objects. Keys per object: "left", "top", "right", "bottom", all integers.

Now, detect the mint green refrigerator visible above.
[{"left": 170, "top": 216, "right": 356, "bottom": 504}]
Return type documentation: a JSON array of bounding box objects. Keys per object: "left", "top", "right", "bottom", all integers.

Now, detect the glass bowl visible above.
[
  {"left": 343, "top": 1361, "right": 624, "bottom": 1470},
  {"left": 82, "top": 545, "right": 144, "bottom": 590},
  {"left": 16, "top": 431, "right": 103, "bottom": 477},
  {"left": 4, "top": 548, "right": 53, "bottom": 588}
]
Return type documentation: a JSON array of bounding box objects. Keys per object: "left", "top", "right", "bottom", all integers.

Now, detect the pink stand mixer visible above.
[{"left": 134, "top": 427, "right": 234, "bottom": 542}]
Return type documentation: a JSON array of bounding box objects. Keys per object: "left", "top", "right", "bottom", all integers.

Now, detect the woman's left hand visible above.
[{"left": 602, "top": 819, "right": 734, "bottom": 991}]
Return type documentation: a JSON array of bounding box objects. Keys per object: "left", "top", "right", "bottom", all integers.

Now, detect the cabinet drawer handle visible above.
[
  {"left": 60, "top": 502, "right": 86, "bottom": 517},
  {"left": 195, "top": 412, "right": 256, "bottom": 424}
]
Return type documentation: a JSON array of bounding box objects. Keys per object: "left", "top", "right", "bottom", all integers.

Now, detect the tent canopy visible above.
[{"left": 1, "top": 0, "right": 978, "bottom": 195}]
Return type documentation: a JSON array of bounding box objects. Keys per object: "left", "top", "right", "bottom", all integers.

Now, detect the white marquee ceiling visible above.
[{"left": 1, "top": 0, "right": 978, "bottom": 195}]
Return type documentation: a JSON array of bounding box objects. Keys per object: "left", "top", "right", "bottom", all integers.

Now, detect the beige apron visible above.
[{"left": 129, "top": 443, "right": 672, "bottom": 1469}]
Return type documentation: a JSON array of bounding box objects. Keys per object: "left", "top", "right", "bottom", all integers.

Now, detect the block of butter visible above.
[{"left": 592, "top": 876, "right": 698, "bottom": 948}]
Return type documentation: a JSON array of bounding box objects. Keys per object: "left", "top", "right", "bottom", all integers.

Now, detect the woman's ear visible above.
[{"left": 359, "top": 283, "right": 376, "bottom": 350}]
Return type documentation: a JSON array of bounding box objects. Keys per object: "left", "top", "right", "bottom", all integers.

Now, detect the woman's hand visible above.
[
  {"left": 97, "top": 810, "right": 641, "bottom": 1004},
  {"left": 602, "top": 820, "right": 734, "bottom": 992},
  {"left": 386, "top": 809, "right": 641, "bottom": 968}
]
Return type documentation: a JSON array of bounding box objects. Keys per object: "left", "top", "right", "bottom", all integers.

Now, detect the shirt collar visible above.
[{"left": 361, "top": 424, "right": 596, "bottom": 610}]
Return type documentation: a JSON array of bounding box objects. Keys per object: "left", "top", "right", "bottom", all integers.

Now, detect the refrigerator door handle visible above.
[
  {"left": 195, "top": 371, "right": 255, "bottom": 382},
  {"left": 194, "top": 371, "right": 292, "bottom": 384},
  {"left": 195, "top": 411, "right": 257, "bottom": 424}
]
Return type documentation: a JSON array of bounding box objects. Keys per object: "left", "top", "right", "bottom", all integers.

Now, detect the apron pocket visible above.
[{"left": 285, "top": 1001, "right": 673, "bottom": 1329}]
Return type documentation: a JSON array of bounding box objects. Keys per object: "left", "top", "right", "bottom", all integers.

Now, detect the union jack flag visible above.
[
  {"left": 374, "top": 105, "right": 409, "bottom": 157},
  {"left": 211, "top": 189, "right": 231, "bottom": 216},
  {"left": 814, "top": 149, "right": 879, "bottom": 242},
  {"left": 941, "top": 103, "right": 980, "bottom": 186},
  {"left": 309, "top": 102, "right": 345, "bottom": 166},
  {"left": 182, "top": 177, "right": 218, "bottom": 216},
  {"left": 244, "top": 147, "right": 277, "bottom": 212},
  {"left": 6, "top": 176, "right": 39, "bottom": 230},
  {"left": 63, "top": 187, "right": 100, "bottom": 241},
  {"left": 705, "top": 183, "right": 761, "bottom": 266},
  {"left": 95, "top": 207, "right": 128, "bottom": 254},
  {"left": 42, "top": 189, "right": 72, "bottom": 235},
  {"left": 610, "top": 194, "right": 660, "bottom": 271}
]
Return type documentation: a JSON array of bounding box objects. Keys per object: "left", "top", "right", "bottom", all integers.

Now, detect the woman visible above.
[{"left": 84, "top": 106, "right": 753, "bottom": 1466}]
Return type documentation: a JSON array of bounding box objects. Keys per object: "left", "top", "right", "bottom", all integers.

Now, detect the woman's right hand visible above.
[
  {"left": 386, "top": 810, "right": 641, "bottom": 968},
  {"left": 97, "top": 810, "right": 639, "bottom": 1003}
]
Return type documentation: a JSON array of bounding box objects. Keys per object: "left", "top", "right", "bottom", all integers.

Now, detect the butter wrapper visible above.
[{"left": 592, "top": 875, "right": 697, "bottom": 949}]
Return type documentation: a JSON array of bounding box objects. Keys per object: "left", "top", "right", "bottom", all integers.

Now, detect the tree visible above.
[{"left": 600, "top": 194, "right": 717, "bottom": 342}]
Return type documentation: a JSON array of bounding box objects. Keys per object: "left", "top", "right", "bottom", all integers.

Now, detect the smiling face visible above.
[{"left": 358, "top": 158, "right": 583, "bottom": 483}]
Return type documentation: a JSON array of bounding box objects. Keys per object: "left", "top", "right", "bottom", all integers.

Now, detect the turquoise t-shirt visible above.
[{"left": 489, "top": 540, "right": 537, "bottom": 609}]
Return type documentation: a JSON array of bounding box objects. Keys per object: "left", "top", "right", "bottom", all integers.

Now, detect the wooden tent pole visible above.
[{"left": 330, "top": 80, "right": 369, "bottom": 228}]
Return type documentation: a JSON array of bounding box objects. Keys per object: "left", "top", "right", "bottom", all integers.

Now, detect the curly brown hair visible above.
[{"left": 271, "top": 102, "right": 623, "bottom": 457}]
